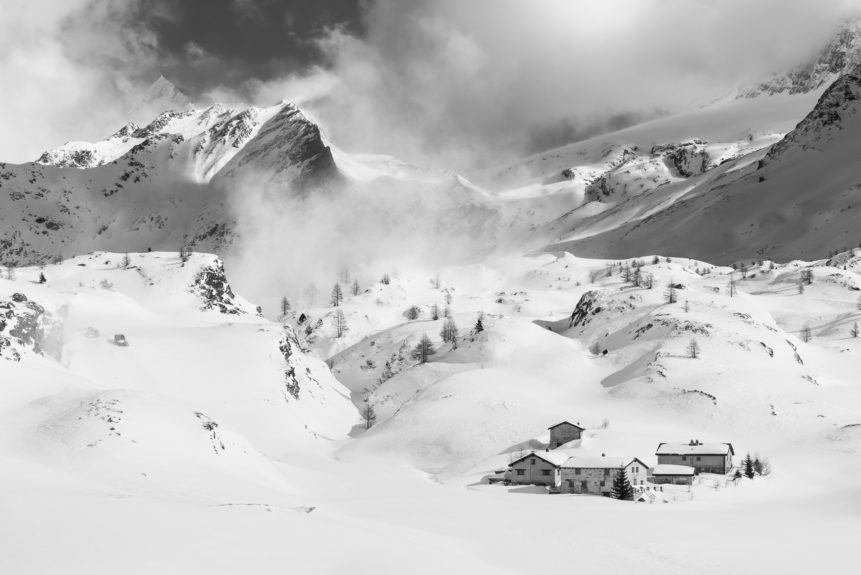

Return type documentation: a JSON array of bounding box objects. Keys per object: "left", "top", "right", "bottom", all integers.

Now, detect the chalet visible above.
[
  {"left": 650, "top": 464, "right": 696, "bottom": 485},
  {"left": 548, "top": 421, "right": 585, "bottom": 449},
  {"left": 507, "top": 451, "right": 569, "bottom": 486},
  {"left": 558, "top": 456, "right": 649, "bottom": 496},
  {"left": 655, "top": 440, "right": 734, "bottom": 474}
]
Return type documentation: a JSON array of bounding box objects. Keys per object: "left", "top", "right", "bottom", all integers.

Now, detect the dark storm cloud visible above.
[{"left": 133, "top": 0, "right": 363, "bottom": 96}]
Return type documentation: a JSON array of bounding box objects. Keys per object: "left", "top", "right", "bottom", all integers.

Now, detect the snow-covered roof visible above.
[
  {"left": 560, "top": 456, "right": 647, "bottom": 470},
  {"left": 652, "top": 464, "right": 696, "bottom": 476},
  {"left": 656, "top": 442, "right": 734, "bottom": 456},
  {"left": 548, "top": 420, "right": 585, "bottom": 430},
  {"left": 509, "top": 450, "right": 570, "bottom": 467}
]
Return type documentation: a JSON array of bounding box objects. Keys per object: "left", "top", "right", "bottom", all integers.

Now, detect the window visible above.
[
  {"left": 516, "top": 469, "right": 525, "bottom": 476},
  {"left": 541, "top": 469, "right": 551, "bottom": 476},
  {"left": 696, "top": 456, "right": 701, "bottom": 461},
  {"left": 574, "top": 468, "right": 581, "bottom": 475},
  {"left": 604, "top": 469, "right": 610, "bottom": 477},
  {"left": 530, "top": 458, "right": 536, "bottom": 465}
]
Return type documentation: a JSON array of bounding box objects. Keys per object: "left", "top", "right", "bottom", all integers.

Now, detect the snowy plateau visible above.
[{"left": 3, "top": 18, "right": 861, "bottom": 575}]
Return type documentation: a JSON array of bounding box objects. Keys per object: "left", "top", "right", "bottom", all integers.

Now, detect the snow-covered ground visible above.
[{"left": 3, "top": 251, "right": 861, "bottom": 573}]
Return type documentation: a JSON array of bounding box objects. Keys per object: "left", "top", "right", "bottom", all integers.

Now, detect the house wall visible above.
[
  {"left": 652, "top": 475, "right": 694, "bottom": 485},
  {"left": 508, "top": 455, "right": 559, "bottom": 486},
  {"left": 549, "top": 424, "right": 582, "bottom": 448},
  {"left": 559, "top": 462, "right": 648, "bottom": 495},
  {"left": 656, "top": 453, "right": 731, "bottom": 474}
]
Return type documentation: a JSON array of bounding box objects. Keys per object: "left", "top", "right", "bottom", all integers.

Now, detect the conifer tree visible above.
[
  {"left": 361, "top": 399, "right": 377, "bottom": 430},
  {"left": 280, "top": 296, "right": 291, "bottom": 317},
  {"left": 474, "top": 312, "right": 485, "bottom": 333},
  {"left": 743, "top": 453, "right": 756, "bottom": 479},
  {"left": 610, "top": 467, "right": 634, "bottom": 500},
  {"left": 38, "top": 272, "right": 46, "bottom": 284},
  {"left": 379, "top": 360, "right": 394, "bottom": 384},
  {"left": 431, "top": 303, "right": 440, "bottom": 321},
  {"left": 851, "top": 322, "right": 859, "bottom": 338},
  {"left": 351, "top": 279, "right": 361, "bottom": 296},
  {"left": 411, "top": 333, "right": 436, "bottom": 364},
  {"left": 330, "top": 283, "right": 343, "bottom": 307}
]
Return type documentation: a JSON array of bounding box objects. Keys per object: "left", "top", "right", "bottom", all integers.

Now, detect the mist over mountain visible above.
[{"left": 5, "top": 4, "right": 861, "bottom": 575}]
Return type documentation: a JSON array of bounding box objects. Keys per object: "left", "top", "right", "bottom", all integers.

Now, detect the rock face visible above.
[
  {"left": 0, "top": 293, "right": 62, "bottom": 361},
  {"left": 742, "top": 19, "right": 861, "bottom": 98},
  {"left": 189, "top": 262, "right": 246, "bottom": 315},
  {"left": 760, "top": 74, "right": 861, "bottom": 167},
  {"left": 278, "top": 328, "right": 324, "bottom": 402},
  {"left": 651, "top": 141, "right": 710, "bottom": 178}
]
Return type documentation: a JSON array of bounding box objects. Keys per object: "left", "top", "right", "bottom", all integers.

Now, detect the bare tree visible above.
[
  {"left": 121, "top": 253, "right": 131, "bottom": 268},
  {"left": 430, "top": 273, "right": 442, "bottom": 289},
  {"left": 332, "top": 308, "right": 348, "bottom": 338},
  {"left": 852, "top": 321, "right": 859, "bottom": 338},
  {"left": 800, "top": 268, "right": 813, "bottom": 286},
  {"left": 801, "top": 324, "right": 812, "bottom": 343},
  {"left": 440, "top": 317, "right": 459, "bottom": 348},
  {"left": 688, "top": 338, "right": 700, "bottom": 359},
  {"left": 330, "top": 283, "right": 343, "bottom": 307},
  {"left": 380, "top": 273, "right": 391, "bottom": 285},
  {"left": 431, "top": 303, "right": 440, "bottom": 321},
  {"left": 665, "top": 281, "right": 677, "bottom": 304},
  {"left": 728, "top": 279, "right": 736, "bottom": 297}
]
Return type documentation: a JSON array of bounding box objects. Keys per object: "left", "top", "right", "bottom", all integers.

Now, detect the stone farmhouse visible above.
[
  {"left": 655, "top": 440, "right": 734, "bottom": 474},
  {"left": 548, "top": 421, "right": 584, "bottom": 449},
  {"left": 507, "top": 451, "right": 570, "bottom": 486},
  {"left": 558, "top": 456, "right": 649, "bottom": 496}
]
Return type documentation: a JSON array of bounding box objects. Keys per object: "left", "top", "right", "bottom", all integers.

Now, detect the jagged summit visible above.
[
  {"left": 741, "top": 19, "right": 861, "bottom": 98},
  {"left": 141, "top": 75, "right": 192, "bottom": 111}
]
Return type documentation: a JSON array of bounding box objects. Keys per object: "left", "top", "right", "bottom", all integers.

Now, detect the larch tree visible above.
[
  {"left": 801, "top": 324, "right": 812, "bottom": 343},
  {"left": 688, "top": 338, "right": 700, "bottom": 359},
  {"left": 332, "top": 308, "right": 348, "bottom": 338},
  {"left": 431, "top": 303, "right": 440, "bottom": 321},
  {"left": 665, "top": 281, "right": 677, "bottom": 304},
  {"left": 361, "top": 398, "right": 377, "bottom": 430},
  {"left": 851, "top": 322, "right": 859, "bottom": 338},
  {"left": 440, "top": 317, "right": 459, "bottom": 348},
  {"left": 280, "top": 296, "right": 291, "bottom": 318},
  {"left": 411, "top": 333, "right": 436, "bottom": 364},
  {"left": 330, "top": 283, "right": 343, "bottom": 307},
  {"left": 351, "top": 279, "right": 361, "bottom": 296}
]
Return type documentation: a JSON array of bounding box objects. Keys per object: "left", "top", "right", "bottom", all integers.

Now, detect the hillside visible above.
[{"left": 547, "top": 74, "right": 861, "bottom": 264}]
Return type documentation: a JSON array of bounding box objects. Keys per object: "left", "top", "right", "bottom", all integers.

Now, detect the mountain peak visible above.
[{"left": 741, "top": 18, "right": 861, "bottom": 98}]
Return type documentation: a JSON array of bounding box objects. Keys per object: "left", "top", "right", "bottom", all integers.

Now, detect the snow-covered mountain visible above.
[
  {"left": 544, "top": 73, "right": 861, "bottom": 264},
  {"left": 741, "top": 19, "right": 861, "bottom": 98}
]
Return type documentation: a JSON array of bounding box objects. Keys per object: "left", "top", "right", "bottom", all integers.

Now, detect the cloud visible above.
[
  {"left": 249, "top": 0, "right": 861, "bottom": 171},
  {"left": 0, "top": 0, "right": 165, "bottom": 163}
]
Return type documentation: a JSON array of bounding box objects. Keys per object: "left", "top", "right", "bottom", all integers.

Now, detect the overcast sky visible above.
[{"left": 1, "top": 0, "right": 860, "bottom": 166}]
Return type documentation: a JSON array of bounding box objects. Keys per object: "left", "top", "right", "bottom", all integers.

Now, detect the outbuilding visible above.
[
  {"left": 548, "top": 421, "right": 585, "bottom": 449},
  {"left": 650, "top": 464, "right": 696, "bottom": 485}
]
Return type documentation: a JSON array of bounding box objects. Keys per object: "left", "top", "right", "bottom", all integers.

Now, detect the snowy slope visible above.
[{"left": 549, "top": 74, "right": 861, "bottom": 264}]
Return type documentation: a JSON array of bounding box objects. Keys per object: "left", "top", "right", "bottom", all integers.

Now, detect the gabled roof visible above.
[
  {"left": 656, "top": 442, "right": 735, "bottom": 456},
  {"left": 561, "top": 456, "right": 648, "bottom": 470},
  {"left": 548, "top": 420, "right": 585, "bottom": 431},
  {"left": 508, "top": 450, "right": 570, "bottom": 468},
  {"left": 652, "top": 464, "right": 696, "bottom": 476}
]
